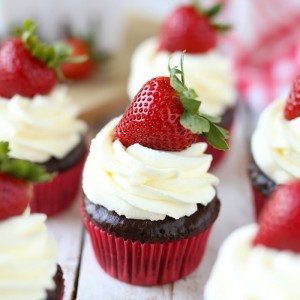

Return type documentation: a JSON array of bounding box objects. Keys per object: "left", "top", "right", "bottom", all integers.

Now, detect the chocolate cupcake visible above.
[
  {"left": 82, "top": 57, "right": 229, "bottom": 285},
  {"left": 0, "top": 20, "right": 88, "bottom": 216},
  {"left": 249, "top": 76, "right": 300, "bottom": 218},
  {"left": 0, "top": 87, "right": 87, "bottom": 216},
  {"left": 82, "top": 114, "right": 221, "bottom": 285}
]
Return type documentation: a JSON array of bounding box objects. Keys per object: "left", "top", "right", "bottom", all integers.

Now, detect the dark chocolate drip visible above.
[
  {"left": 248, "top": 159, "right": 277, "bottom": 197},
  {"left": 83, "top": 196, "right": 220, "bottom": 243},
  {"left": 46, "top": 264, "right": 64, "bottom": 300},
  {"left": 38, "top": 139, "right": 86, "bottom": 172}
]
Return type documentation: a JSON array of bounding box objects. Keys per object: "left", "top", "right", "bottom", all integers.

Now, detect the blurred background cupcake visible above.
[
  {"left": 0, "top": 142, "right": 64, "bottom": 300},
  {"left": 0, "top": 20, "right": 88, "bottom": 216},
  {"left": 204, "top": 180, "right": 300, "bottom": 300},
  {"left": 248, "top": 75, "right": 300, "bottom": 218},
  {"left": 127, "top": 1, "right": 237, "bottom": 168}
]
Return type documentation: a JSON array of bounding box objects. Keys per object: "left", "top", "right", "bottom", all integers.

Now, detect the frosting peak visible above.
[
  {"left": 251, "top": 98, "right": 300, "bottom": 183},
  {"left": 0, "top": 86, "right": 87, "bottom": 163},
  {"left": 204, "top": 224, "right": 300, "bottom": 300},
  {"left": 0, "top": 213, "right": 58, "bottom": 300}
]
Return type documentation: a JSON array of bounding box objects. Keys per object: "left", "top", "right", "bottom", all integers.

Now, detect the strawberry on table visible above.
[
  {"left": 0, "top": 19, "right": 85, "bottom": 98},
  {"left": 60, "top": 37, "right": 95, "bottom": 80},
  {"left": 114, "top": 55, "right": 229, "bottom": 151},
  {"left": 158, "top": 0, "right": 230, "bottom": 54},
  {"left": 0, "top": 141, "right": 54, "bottom": 220},
  {"left": 284, "top": 75, "right": 300, "bottom": 120},
  {"left": 253, "top": 181, "right": 300, "bottom": 252}
]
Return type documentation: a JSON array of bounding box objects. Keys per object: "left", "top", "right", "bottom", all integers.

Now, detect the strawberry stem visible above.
[{"left": 168, "top": 54, "right": 229, "bottom": 150}]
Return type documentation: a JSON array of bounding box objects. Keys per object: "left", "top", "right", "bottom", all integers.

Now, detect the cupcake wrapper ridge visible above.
[
  {"left": 81, "top": 204, "right": 212, "bottom": 286},
  {"left": 31, "top": 154, "right": 86, "bottom": 217}
]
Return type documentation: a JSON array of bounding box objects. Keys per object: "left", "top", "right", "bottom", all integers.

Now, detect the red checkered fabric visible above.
[{"left": 219, "top": 0, "right": 300, "bottom": 113}]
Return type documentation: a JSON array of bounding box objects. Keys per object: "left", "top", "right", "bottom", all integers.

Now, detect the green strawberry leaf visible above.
[
  {"left": 0, "top": 142, "right": 9, "bottom": 161},
  {"left": 13, "top": 19, "right": 87, "bottom": 75},
  {"left": 203, "top": 123, "right": 229, "bottom": 150},
  {"left": 204, "top": 3, "right": 223, "bottom": 18},
  {"left": 192, "top": 1, "right": 231, "bottom": 33},
  {"left": 169, "top": 54, "right": 230, "bottom": 150},
  {"left": 180, "top": 111, "right": 210, "bottom": 133},
  {"left": 213, "top": 23, "right": 232, "bottom": 32},
  {"left": 0, "top": 141, "right": 55, "bottom": 182},
  {"left": 200, "top": 113, "right": 221, "bottom": 123}
]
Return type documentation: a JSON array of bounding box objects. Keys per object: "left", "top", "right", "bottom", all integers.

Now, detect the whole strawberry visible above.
[
  {"left": 0, "top": 38, "right": 56, "bottom": 98},
  {"left": 253, "top": 181, "right": 300, "bottom": 252},
  {"left": 0, "top": 19, "right": 85, "bottom": 98},
  {"left": 114, "top": 55, "right": 228, "bottom": 151},
  {"left": 158, "top": 2, "right": 230, "bottom": 54},
  {"left": 284, "top": 75, "right": 300, "bottom": 120},
  {"left": 60, "top": 37, "right": 95, "bottom": 80},
  {"left": 0, "top": 141, "right": 54, "bottom": 220},
  {"left": 0, "top": 172, "right": 31, "bottom": 220}
]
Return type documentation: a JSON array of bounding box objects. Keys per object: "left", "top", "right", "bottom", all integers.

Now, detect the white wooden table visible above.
[{"left": 46, "top": 104, "right": 255, "bottom": 300}]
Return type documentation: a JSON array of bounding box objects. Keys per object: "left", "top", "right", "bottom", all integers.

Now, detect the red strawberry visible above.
[
  {"left": 0, "top": 172, "right": 31, "bottom": 220},
  {"left": 158, "top": 3, "right": 230, "bottom": 54},
  {"left": 0, "top": 38, "right": 56, "bottom": 98},
  {"left": 0, "top": 19, "right": 84, "bottom": 99},
  {"left": 114, "top": 57, "right": 228, "bottom": 151},
  {"left": 60, "top": 37, "right": 95, "bottom": 79},
  {"left": 284, "top": 75, "right": 300, "bottom": 120},
  {"left": 253, "top": 181, "right": 300, "bottom": 252},
  {"left": 114, "top": 76, "right": 197, "bottom": 151},
  {"left": 0, "top": 141, "right": 54, "bottom": 220}
]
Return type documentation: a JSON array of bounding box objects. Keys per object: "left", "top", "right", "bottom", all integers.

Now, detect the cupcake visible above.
[
  {"left": 248, "top": 75, "right": 300, "bottom": 218},
  {"left": 204, "top": 180, "right": 300, "bottom": 300},
  {"left": 0, "top": 142, "right": 64, "bottom": 300},
  {"left": 0, "top": 20, "right": 88, "bottom": 216},
  {"left": 127, "top": 2, "right": 237, "bottom": 167},
  {"left": 81, "top": 58, "right": 228, "bottom": 285}
]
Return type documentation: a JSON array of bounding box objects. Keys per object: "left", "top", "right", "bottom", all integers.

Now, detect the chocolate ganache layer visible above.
[
  {"left": 83, "top": 196, "right": 220, "bottom": 243},
  {"left": 46, "top": 265, "right": 64, "bottom": 300},
  {"left": 248, "top": 159, "right": 277, "bottom": 197},
  {"left": 38, "top": 139, "right": 86, "bottom": 173}
]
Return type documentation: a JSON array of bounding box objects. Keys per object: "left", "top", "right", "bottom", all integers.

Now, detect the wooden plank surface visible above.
[{"left": 46, "top": 197, "right": 84, "bottom": 300}]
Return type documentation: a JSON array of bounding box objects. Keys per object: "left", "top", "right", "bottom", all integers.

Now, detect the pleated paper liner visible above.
[
  {"left": 81, "top": 204, "right": 212, "bottom": 286},
  {"left": 30, "top": 154, "right": 86, "bottom": 217}
]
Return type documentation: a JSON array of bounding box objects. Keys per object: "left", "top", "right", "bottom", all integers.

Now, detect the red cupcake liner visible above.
[
  {"left": 30, "top": 154, "right": 86, "bottom": 217},
  {"left": 81, "top": 206, "right": 212, "bottom": 286},
  {"left": 251, "top": 185, "right": 270, "bottom": 219}
]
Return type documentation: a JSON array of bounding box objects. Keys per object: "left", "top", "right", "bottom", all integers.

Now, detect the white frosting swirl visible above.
[
  {"left": 82, "top": 117, "right": 219, "bottom": 221},
  {"left": 0, "top": 86, "right": 87, "bottom": 163},
  {"left": 127, "top": 38, "right": 237, "bottom": 116},
  {"left": 204, "top": 224, "right": 300, "bottom": 300},
  {"left": 0, "top": 213, "right": 58, "bottom": 300},
  {"left": 251, "top": 98, "right": 300, "bottom": 184}
]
